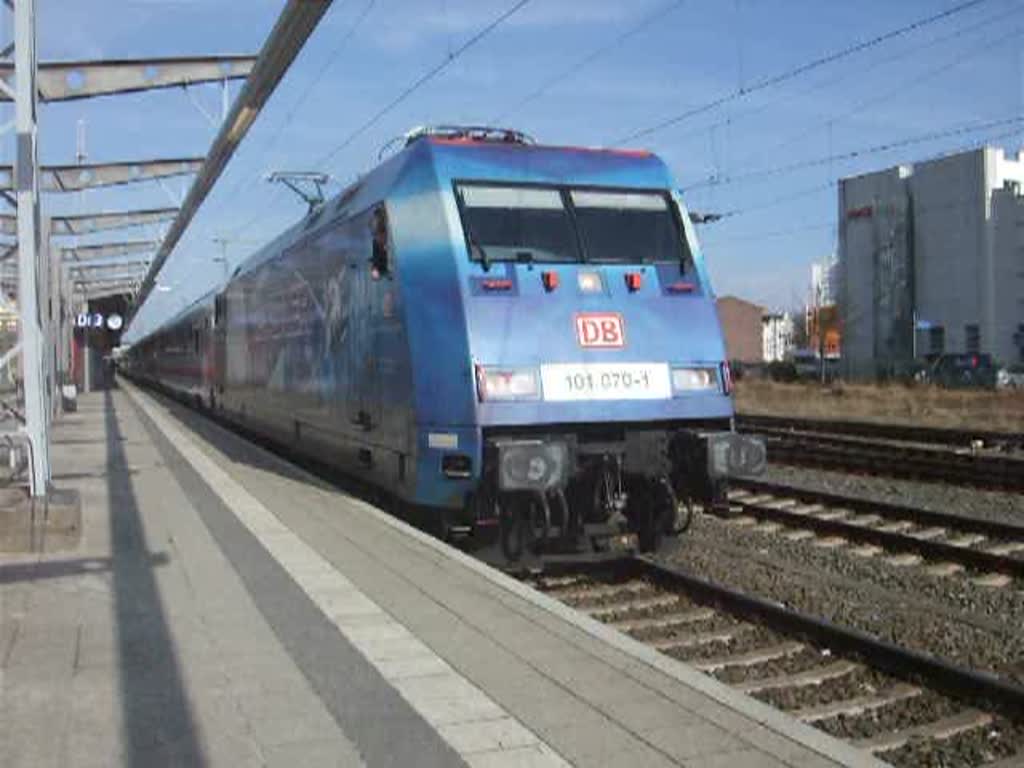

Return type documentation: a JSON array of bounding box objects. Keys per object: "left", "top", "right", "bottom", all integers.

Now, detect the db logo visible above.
[{"left": 575, "top": 313, "right": 625, "bottom": 348}]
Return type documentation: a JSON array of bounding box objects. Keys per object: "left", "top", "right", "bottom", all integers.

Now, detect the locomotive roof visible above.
[
  {"left": 229, "top": 137, "right": 675, "bottom": 282},
  {"left": 133, "top": 138, "right": 678, "bottom": 347}
]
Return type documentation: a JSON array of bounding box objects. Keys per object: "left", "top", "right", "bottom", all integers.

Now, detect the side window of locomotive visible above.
[
  {"left": 369, "top": 205, "right": 391, "bottom": 278},
  {"left": 569, "top": 190, "right": 689, "bottom": 267},
  {"left": 456, "top": 184, "right": 580, "bottom": 264}
]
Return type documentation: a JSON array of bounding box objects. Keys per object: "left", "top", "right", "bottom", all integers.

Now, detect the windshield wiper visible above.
[{"left": 467, "top": 232, "right": 491, "bottom": 271}]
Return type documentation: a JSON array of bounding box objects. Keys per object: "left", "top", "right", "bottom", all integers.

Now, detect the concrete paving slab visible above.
[
  {"left": 0, "top": 390, "right": 371, "bottom": 768},
  {"left": 7, "top": 385, "right": 887, "bottom": 768},
  {"left": 438, "top": 717, "right": 542, "bottom": 754},
  {"left": 640, "top": 721, "right": 745, "bottom": 759},
  {"left": 263, "top": 738, "right": 367, "bottom": 768},
  {"left": 130, "top": 381, "right": 888, "bottom": 767}
]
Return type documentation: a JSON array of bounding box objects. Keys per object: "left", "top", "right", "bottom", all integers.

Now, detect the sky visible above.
[{"left": 21, "top": 0, "right": 1024, "bottom": 341}]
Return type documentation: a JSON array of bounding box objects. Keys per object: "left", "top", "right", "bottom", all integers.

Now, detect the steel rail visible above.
[
  {"left": 732, "top": 477, "right": 1024, "bottom": 541},
  {"left": 737, "top": 414, "right": 1023, "bottom": 449},
  {"left": 723, "top": 492, "right": 1024, "bottom": 578},
  {"left": 760, "top": 431, "right": 1024, "bottom": 491},
  {"left": 629, "top": 557, "right": 1024, "bottom": 718}
]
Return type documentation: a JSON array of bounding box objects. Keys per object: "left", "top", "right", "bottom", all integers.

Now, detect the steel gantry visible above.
[
  {"left": 0, "top": 55, "right": 256, "bottom": 102},
  {"left": 11, "top": 0, "right": 48, "bottom": 493},
  {"left": 0, "top": 157, "right": 204, "bottom": 192},
  {"left": 3, "top": 3, "right": 305, "bottom": 495},
  {"left": 61, "top": 240, "right": 158, "bottom": 262}
]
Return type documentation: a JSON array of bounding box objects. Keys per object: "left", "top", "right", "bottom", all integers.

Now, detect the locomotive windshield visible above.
[
  {"left": 571, "top": 190, "right": 684, "bottom": 264},
  {"left": 456, "top": 182, "right": 688, "bottom": 265},
  {"left": 457, "top": 185, "right": 580, "bottom": 263}
]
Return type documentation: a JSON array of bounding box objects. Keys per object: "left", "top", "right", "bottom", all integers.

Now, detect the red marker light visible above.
[
  {"left": 625, "top": 272, "right": 642, "bottom": 292},
  {"left": 542, "top": 271, "right": 559, "bottom": 292}
]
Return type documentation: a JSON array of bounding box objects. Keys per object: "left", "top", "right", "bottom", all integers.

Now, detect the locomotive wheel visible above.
[
  {"left": 499, "top": 502, "right": 526, "bottom": 562},
  {"left": 628, "top": 481, "right": 662, "bottom": 553},
  {"left": 529, "top": 493, "right": 550, "bottom": 551},
  {"left": 673, "top": 496, "right": 695, "bottom": 533},
  {"left": 656, "top": 478, "right": 694, "bottom": 535}
]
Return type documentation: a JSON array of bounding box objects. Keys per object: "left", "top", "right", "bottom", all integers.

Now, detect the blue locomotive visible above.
[{"left": 126, "top": 126, "right": 764, "bottom": 563}]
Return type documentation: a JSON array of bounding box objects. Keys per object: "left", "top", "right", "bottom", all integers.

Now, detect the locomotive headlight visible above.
[
  {"left": 577, "top": 271, "right": 604, "bottom": 293},
  {"left": 671, "top": 366, "right": 720, "bottom": 394},
  {"left": 475, "top": 365, "right": 540, "bottom": 401}
]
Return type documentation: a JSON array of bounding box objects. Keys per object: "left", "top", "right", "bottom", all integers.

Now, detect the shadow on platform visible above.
[
  {"left": 0, "top": 551, "right": 168, "bottom": 585},
  {"left": 104, "top": 386, "right": 205, "bottom": 765}
]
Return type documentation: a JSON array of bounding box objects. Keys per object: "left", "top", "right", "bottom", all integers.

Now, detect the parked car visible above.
[
  {"left": 997, "top": 363, "right": 1024, "bottom": 389},
  {"left": 791, "top": 350, "right": 820, "bottom": 380},
  {"left": 925, "top": 353, "right": 997, "bottom": 389}
]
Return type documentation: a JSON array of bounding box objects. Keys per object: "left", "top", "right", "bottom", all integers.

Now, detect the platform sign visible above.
[
  {"left": 76, "top": 312, "right": 103, "bottom": 329},
  {"left": 75, "top": 312, "right": 123, "bottom": 331}
]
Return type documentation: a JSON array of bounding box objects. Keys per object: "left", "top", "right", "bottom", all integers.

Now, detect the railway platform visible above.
[{"left": 0, "top": 383, "right": 885, "bottom": 768}]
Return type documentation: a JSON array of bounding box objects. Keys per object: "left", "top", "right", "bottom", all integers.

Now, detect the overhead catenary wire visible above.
[
  {"left": 671, "top": 0, "right": 1024, "bottom": 159},
  {"left": 700, "top": 221, "right": 834, "bottom": 245},
  {"left": 218, "top": 0, "right": 378, "bottom": 210},
  {"left": 212, "top": 0, "right": 377, "bottom": 244},
  {"left": 735, "top": 121, "right": 1024, "bottom": 221},
  {"left": 316, "top": 0, "right": 534, "bottom": 171},
  {"left": 609, "top": 0, "right": 996, "bottom": 146},
  {"left": 696, "top": 14, "right": 1024, "bottom": 187},
  {"left": 222, "top": 0, "right": 532, "bottom": 245},
  {"left": 490, "top": 0, "right": 688, "bottom": 125},
  {"left": 699, "top": 127, "right": 1024, "bottom": 246},
  {"left": 685, "top": 114, "right": 1024, "bottom": 191}
]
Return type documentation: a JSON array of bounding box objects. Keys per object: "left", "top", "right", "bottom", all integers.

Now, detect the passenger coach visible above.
[{"left": 127, "top": 126, "right": 764, "bottom": 563}]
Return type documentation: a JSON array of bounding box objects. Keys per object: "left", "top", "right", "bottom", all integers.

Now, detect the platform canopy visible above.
[
  {"left": 0, "top": 55, "right": 255, "bottom": 102},
  {"left": 51, "top": 208, "right": 178, "bottom": 236},
  {"left": 0, "top": 158, "right": 204, "bottom": 193},
  {"left": 66, "top": 257, "right": 152, "bottom": 272},
  {"left": 0, "top": 208, "right": 178, "bottom": 236},
  {"left": 61, "top": 241, "right": 158, "bottom": 262}
]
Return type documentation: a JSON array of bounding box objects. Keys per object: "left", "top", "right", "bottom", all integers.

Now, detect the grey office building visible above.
[{"left": 838, "top": 146, "right": 1024, "bottom": 378}]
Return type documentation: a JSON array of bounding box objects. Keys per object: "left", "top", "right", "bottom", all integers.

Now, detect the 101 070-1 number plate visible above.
[{"left": 540, "top": 363, "right": 671, "bottom": 401}]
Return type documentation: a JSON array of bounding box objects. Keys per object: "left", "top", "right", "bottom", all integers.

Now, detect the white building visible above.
[
  {"left": 811, "top": 255, "right": 839, "bottom": 307},
  {"left": 838, "top": 145, "right": 1024, "bottom": 378},
  {"left": 762, "top": 312, "right": 794, "bottom": 362}
]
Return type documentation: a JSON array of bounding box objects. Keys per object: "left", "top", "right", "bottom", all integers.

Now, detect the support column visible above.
[
  {"left": 42, "top": 214, "right": 56, "bottom": 421},
  {"left": 14, "top": 0, "right": 49, "bottom": 494}
]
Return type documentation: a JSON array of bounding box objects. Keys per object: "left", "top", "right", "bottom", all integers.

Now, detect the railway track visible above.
[
  {"left": 739, "top": 423, "right": 1024, "bottom": 492},
  {"left": 529, "top": 558, "right": 1024, "bottom": 767},
  {"left": 722, "top": 479, "right": 1024, "bottom": 587},
  {"left": 737, "top": 414, "right": 1023, "bottom": 451}
]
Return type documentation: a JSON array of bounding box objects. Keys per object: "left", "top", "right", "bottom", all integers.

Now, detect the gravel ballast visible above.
[{"left": 661, "top": 473, "right": 1024, "bottom": 684}]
